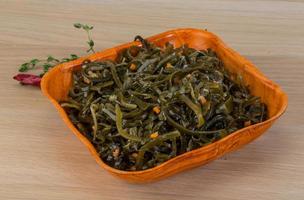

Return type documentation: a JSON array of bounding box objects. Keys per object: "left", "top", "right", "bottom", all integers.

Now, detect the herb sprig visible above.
[
  {"left": 73, "top": 23, "right": 95, "bottom": 53},
  {"left": 14, "top": 23, "right": 95, "bottom": 86},
  {"left": 18, "top": 54, "right": 79, "bottom": 76}
]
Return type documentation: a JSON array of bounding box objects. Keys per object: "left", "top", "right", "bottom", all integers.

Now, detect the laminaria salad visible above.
[{"left": 60, "top": 36, "right": 267, "bottom": 171}]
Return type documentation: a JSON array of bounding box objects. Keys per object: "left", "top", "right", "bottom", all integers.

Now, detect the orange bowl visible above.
[{"left": 41, "top": 28, "right": 287, "bottom": 183}]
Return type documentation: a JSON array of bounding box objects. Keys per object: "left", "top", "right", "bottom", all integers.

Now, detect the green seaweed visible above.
[{"left": 60, "top": 36, "right": 268, "bottom": 171}]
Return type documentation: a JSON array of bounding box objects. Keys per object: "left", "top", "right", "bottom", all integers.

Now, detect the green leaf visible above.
[
  {"left": 82, "top": 24, "right": 93, "bottom": 31},
  {"left": 88, "top": 40, "right": 94, "bottom": 47},
  {"left": 19, "top": 63, "right": 30, "bottom": 72},
  {"left": 73, "top": 23, "right": 82, "bottom": 29},
  {"left": 61, "top": 58, "right": 70, "bottom": 62},
  {"left": 43, "top": 63, "right": 53, "bottom": 72},
  {"left": 30, "top": 59, "right": 39, "bottom": 65},
  {"left": 47, "top": 56, "right": 54, "bottom": 62},
  {"left": 70, "top": 54, "right": 78, "bottom": 60},
  {"left": 46, "top": 56, "right": 59, "bottom": 62},
  {"left": 83, "top": 24, "right": 89, "bottom": 31}
]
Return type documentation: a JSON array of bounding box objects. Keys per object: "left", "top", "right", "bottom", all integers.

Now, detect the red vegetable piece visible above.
[{"left": 13, "top": 74, "right": 41, "bottom": 87}]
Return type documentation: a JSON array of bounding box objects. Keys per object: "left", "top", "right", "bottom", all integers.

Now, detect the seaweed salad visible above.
[{"left": 61, "top": 36, "right": 268, "bottom": 171}]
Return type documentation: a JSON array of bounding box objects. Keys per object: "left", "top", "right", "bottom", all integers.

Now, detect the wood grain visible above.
[{"left": 0, "top": 0, "right": 303, "bottom": 199}]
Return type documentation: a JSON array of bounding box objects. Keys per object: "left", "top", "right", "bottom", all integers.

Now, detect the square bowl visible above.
[{"left": 41, "top": 28, "right": 287, "bottom": 183}]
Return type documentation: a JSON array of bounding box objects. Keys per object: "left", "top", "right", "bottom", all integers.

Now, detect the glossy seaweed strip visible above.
[{"left": 60, "top": 37, "right": 268, "bottom": 171}]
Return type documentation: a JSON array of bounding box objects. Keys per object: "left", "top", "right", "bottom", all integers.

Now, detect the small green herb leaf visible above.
[
  {"left": 70, "top": 54, "right": 78, "bottom": 60},
  {"left": 61, "top": 58, "right": 70, "bottom": 62},
  {"left": 83, "top": 24, "right": 93, "bottom": 31},
  {"left": 19, "top": 63, "right": 30, "bottom": 72},
  {"left": 30, "top": 59, "right": 39, "bottom": 64},
  {"left": 43, "top": 63, "right": 53, "bottom": 72},
  {"left": 73, "top": 23, "right": 82, "bottom": 28},
  {"left": 46, "top": 56, "right": 60, "bottom": 62},
  {"left": 88, "top": 40, "right": 94, "bottom": 47}
]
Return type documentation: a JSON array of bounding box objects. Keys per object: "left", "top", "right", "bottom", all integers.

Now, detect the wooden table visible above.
[{"left": 1, "top": 0, "right": 303, "bottom": 199}]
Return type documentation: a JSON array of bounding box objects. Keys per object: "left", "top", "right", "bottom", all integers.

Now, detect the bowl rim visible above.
[{"left": 41, "top": 28, "right": 288, "bottom": 175}]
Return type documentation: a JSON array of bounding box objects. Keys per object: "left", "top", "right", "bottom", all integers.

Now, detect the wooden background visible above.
[{"left": 0, "top": 0, "right": 303, "bottom": 199}]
